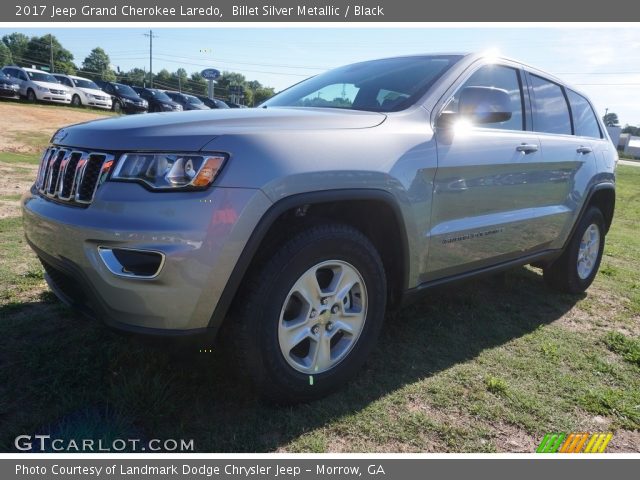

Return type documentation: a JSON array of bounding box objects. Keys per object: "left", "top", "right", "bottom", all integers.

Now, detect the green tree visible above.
[
  {"left": 0, "top": 42, "right": 12, "bottom": 65},
  {"left": 24, "top": 34, "right": 75, "bottom": 73},
  {"left": 188, "top": 72, "right": 208, "bottom": 96},
  {"left": 603, "top": 112, "right": 619, "bottom": 127},
  {"left": 2, "top": 32, "right": 28, "bottom": 64},
  {"left": 153, "top": 69, "right": 176, "bottom": 90},
  {"left": 82, "top": 47, "right": 115, "bottom": 81},
  {"left": 253, "top": 86, "right": 276, "bottom": 105},
  {"left": 120, "top": 67, "right": 147, "bottom": 87},
  {"left": 622, "top": 125, "right": 640, "bottom": 136}
]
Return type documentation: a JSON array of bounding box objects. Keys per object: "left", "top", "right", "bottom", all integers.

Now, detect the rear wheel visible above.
[
  {"left": 230, "top": 224, "right": 387, "bottom": 403},
  {"left": 544, "top": 206, "right": 605, "bottom": 293}
]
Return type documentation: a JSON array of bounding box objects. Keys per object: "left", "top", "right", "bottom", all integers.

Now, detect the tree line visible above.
[{"left": 0, "top": 32, "right": 276, "bottom": 105}]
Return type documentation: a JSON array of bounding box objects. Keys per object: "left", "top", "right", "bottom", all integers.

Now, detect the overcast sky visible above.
[{"left": 2, "top": 26, "right": 639, "bottom": 125}]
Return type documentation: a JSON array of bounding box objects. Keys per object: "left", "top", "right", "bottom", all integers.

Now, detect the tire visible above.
[
  {"left": 543, "top": 206, "right": 605, "bottom": 293},
  {"left": 112, "top": 100, "right": 122, "bottom": 113},
  {"left": 71, "top": 94, "right": 82, "bottom": 107},
  {"left": 26, "top": 89, "right": 36, "bottom": 103},
  {"left": 230, "top": 224, "right": 387, "bottom": 404}
]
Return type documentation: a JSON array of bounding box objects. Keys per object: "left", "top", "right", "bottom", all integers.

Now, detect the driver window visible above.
[{"left": 445, "top": 65, "right": 524, "bottom": 131}]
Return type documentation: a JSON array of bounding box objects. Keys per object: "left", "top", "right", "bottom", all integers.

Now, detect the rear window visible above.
[
  {"left": 567, "top": 90, "right": 601, "bottom": 139},
  {"left": 530, "top": 74, "right": 572, "bottom": 135}
]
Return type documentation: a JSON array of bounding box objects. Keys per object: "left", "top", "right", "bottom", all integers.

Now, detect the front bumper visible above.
[
  {"left": 122, "top": 103, "right": 147, "bottom": 114},
  {"left": 0, "top": 87, "right": 19, "bottom": 98},
  {"left": 22, "top": 182, "right": 272, "bottom": 334}
]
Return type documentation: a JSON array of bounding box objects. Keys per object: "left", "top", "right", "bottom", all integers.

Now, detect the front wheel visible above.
[
  {"left": 26, "top": 89, "right": 36, "bottom": 103},
  {"left": 544, "top": 206, "right": 606, "bottom": 293},
  {"left": 112, "top": 100, "right": 122, "bottom": 113},
  {"left": 71, "top": 94, "right": 82, "bottom": 107},
  {"left": 230, "top": 224, "right": 387, "bottom": 403}
]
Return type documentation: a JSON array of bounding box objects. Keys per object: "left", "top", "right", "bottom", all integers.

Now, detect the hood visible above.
[
  {"left": 35, "top": 81, "right": 70, "bottom": 92},
  {"left": 77, "top": 87, "right": 110, "bottom": 98},
  {"left": 53, "top": 107, "right": 387, "bottom": 151}
]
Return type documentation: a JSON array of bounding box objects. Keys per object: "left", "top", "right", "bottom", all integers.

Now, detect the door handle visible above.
[
  {"left": 576, "top": 146, "right": 593, "bottom": 154},
  {"left": 516, "top": 144, "right": 539, "bottom": 154}
]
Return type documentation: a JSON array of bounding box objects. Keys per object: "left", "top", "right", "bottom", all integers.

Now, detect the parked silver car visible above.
[{"left": 22, "top": 53, "right": 616, "bottom": 402}]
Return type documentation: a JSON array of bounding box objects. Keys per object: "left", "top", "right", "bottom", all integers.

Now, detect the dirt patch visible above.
[
  {"left": 0, "top": 162, "right": 38, "bottom": 218},
  {"left": 0, "top": 103, "right": 110, "bottom": 154}
]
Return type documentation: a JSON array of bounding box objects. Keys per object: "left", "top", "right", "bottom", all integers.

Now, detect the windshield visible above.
[
  {"left": 73, "top": 78, "right": 99, "bottom": 89},
  {"left": 113, "top": 84, "right": 137, "bottom": 96},
  {"left": 147, "top": 89, "right": 172, "bottom": 102},
  {"left": 262, "top": 55, "right": 462, "bottom": 112},
  {"left": 187, "top": 95, "right": 204, "bottom": 105},
  {"left": 27, "top": 71, "right": 58, "bottom": 83}
]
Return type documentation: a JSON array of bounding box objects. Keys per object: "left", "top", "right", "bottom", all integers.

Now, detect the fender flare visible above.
[
  {"left": 207, "top": 188, "right": 410, "bottom": 331},
  {"left": 563, "top": 181, "right": 615, "bottom": 250}
]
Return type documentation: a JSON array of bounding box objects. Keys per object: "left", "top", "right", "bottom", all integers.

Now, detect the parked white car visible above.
[
  {"left": 0, "top": 66, "right": 71, "bottom": 104},
  {"left": 53, "top": 74, "right": 112, "bottom": 110}
]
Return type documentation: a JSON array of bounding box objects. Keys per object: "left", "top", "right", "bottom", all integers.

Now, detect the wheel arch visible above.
[
  {"left": 207, "top": 189, "right": 411, "bottom": 333},
  {"left": 562, "top": 182, "right": 615, "bottom": 251}
]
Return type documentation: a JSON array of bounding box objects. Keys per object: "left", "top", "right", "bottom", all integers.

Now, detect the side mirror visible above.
[
  {"left": 458, "top": 86, "right": 513, "bottom": 124},
  {"left": 437, "top": 86, "right": 513, "bottom": 127}
]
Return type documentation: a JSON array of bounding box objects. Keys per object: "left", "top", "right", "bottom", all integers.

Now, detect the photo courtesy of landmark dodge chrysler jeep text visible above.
[{"left": 22, "top": 53, "right": 617, "bottom": 402}]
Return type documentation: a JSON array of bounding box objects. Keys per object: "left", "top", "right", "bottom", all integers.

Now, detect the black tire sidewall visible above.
[
  {"left": 246, "top": 227, "right": 386, "bottom": 401},
  {"left": 72, "top": 95, "right": 81, "bottom": 107},
  {"left": 564, "top": 207, "right": 605, "bottom": 292},
  {"left": 27, "top": 89, "right": 36, "bottom": 102}
]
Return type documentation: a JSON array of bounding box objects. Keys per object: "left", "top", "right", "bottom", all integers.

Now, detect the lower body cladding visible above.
[{"left": 21, "top": 182, "right": 272, "bottom": 334}]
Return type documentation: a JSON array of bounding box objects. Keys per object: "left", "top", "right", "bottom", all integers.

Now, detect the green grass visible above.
[
  {"left": 605, "top": 331, "right": 640, "bottom": 366},
  {"left": 0, "top": 152, "right": 41, "bottom": 165},
  {"left": 0, "top": 165, "right": 638, "bottom": 452}
]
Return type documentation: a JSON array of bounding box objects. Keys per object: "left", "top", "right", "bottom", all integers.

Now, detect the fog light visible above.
[{"left": 98, "top": 247, "right": 165, "bottom": 279}]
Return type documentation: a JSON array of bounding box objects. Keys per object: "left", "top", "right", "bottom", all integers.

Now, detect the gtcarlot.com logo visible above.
[{"left": 14, "top": 435, "right": 195, "bottom": 452}]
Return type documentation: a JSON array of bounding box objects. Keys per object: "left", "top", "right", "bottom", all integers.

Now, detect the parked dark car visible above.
[
  {"left": 0, "top": 71, "right": 20, "bottom": 99},
  {"left": 163, "top": 91, "right": 210, "bottom": 111},
  {"left": 195, "top": 95, "right": 229, "bottom": 109},
  {"left": 95, "top": 80, "right": 148, "bottom": 114},
  {"left": 132, "top": 87, "right": 183, "bottom": 113}
]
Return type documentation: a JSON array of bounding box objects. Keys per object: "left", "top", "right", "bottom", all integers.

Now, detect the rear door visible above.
[
  {"left": 523, "top": 72, "right": 598, "bottom": 250},
  {"left": 429, "top": 62, "right": 543, "bottom": 279}
]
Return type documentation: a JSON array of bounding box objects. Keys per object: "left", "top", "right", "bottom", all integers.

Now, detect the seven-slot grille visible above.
[{"left": 35, "top": 147, "right": 115, "bottom": 205}]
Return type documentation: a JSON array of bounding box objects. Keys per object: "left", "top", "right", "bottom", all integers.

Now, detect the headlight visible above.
[
  {"left": 122, "top": 98, "right": 133, "bottom": 104},
  {"left": 111, "top": 153, "right": 226, "bottom": 190},
  {"left": 35, "top": 85, "right": 49, "bottom": 92}
]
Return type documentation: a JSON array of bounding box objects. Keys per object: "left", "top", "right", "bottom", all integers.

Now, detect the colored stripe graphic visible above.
[
  {"left": 537, "top": 433, "right": 566, "bottom": 453},
  {"left": 538, "top": 432, "right": 613, "bottom": 453}
]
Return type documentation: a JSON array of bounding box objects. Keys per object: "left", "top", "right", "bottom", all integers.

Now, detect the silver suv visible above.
[{"left": 22, "top": 53, "right": 617, "bottom": 402}]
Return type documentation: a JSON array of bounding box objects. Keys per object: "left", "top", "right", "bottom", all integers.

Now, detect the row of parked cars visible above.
[{"left": 0, "top": 65, "right": 235, "bottom": 113}]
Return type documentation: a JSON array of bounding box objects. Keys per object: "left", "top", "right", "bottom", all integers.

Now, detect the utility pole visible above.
[
  {"left": 143, "top": 30, "right": 158, "bottom": 87},
  {"left": 49, "top": 35, "right": 54, "bottom": 73}
]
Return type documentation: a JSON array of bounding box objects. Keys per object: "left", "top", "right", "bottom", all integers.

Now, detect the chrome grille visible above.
[
  {"left": 49, "top": 89, "right": 65, "bottom": 95},
  {"left": 36, "top": 147, "right": 115, "bottom": 205}
]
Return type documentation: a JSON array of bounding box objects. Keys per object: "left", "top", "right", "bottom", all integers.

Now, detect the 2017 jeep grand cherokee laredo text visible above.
[{"left": 22, "top": 54, "right": 617, "bottom": 403}]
